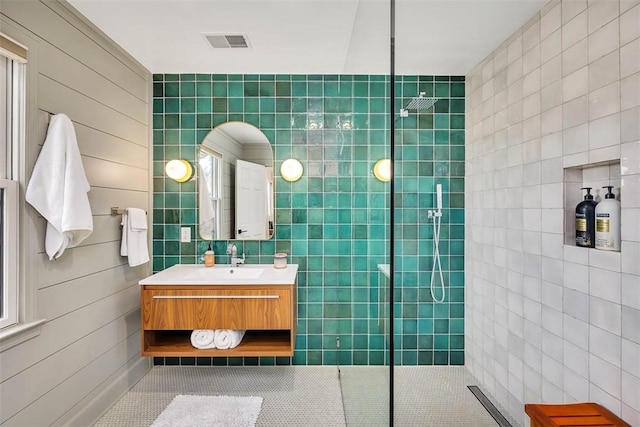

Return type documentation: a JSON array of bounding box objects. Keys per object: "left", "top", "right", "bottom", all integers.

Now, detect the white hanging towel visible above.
[
  {"left": 120, "top": 208, "right": 150, "bottom": 267},
  {"left": 26, "top": 113, "right": 93, "bottom": 260}
]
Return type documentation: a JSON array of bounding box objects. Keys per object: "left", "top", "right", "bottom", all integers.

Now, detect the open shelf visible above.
[{"left": 142, "top": 330, "right": 293, "bottom": 357}]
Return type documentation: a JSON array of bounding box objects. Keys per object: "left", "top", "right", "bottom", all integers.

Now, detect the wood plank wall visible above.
[{"left": 0, "top": 1, "right": 152, "bottom": 425}]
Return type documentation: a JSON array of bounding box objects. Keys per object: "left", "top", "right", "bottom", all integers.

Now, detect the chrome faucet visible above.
[{"left": 227, "top": 243, "right": 245, "bottom": 267}]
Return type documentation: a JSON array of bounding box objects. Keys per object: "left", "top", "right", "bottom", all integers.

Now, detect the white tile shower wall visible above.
[{"left": 465, "top": 1, "right": 640, "bottom": 426}]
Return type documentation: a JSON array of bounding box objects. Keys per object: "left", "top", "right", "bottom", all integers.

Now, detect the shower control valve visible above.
[{"left": 427, "top": 209, "right": 442, "bottom": 219}]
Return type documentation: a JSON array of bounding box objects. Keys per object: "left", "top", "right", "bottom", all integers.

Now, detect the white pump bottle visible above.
[{"left": 595, "top": 186, "right": 620, "bottom": 251}]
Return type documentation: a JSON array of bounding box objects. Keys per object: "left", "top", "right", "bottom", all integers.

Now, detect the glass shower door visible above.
[{"left": 336, "top": 0, "right": 393, "bottom": 425}]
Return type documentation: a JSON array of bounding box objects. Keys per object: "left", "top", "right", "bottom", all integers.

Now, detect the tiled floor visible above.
[{"left": 95, "top": 366, "right": 508, "bottom": 426}]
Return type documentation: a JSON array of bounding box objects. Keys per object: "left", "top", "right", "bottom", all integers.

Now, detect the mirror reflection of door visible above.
[{"left": 235, "top": 159, "right": 267, "bottom": 239}]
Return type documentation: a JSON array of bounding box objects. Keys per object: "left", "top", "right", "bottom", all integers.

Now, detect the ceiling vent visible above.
[{"left": 205, "top": 34, "right": 250, "bottom": 49}]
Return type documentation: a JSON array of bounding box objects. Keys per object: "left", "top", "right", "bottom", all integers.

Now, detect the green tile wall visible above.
[{"left": 152, "top": 74, "right": 464, "bottom": 367}]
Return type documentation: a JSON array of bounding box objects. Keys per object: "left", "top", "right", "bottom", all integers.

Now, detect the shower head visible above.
[{"left": 400, "top": 92, "right": 438, "bottom": 116}]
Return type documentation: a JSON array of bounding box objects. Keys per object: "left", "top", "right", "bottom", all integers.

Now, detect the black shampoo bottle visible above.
[{"left": 575, "top": 187, "right": 597, "bottom": 248}]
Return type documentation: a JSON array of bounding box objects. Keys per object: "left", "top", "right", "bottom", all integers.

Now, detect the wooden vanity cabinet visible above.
[{"left": 141, "top": 283, "right": 297, "bottom": 357}]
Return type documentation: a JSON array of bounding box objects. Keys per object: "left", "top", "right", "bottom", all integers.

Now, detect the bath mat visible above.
[{"left": 151, "top": 394, "right": 263, "bottom": 427}]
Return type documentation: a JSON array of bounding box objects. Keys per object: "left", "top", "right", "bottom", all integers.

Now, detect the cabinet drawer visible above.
[{"left": 142, "top": 289, "right": 291, "bottom": 330}]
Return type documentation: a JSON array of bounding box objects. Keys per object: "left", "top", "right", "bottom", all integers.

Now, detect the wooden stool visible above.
[{"left": 525, "top": 402, "right": 631, "bottom": 427}]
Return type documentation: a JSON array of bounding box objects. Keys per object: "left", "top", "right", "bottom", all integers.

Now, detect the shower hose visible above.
[{"left": 430, "top": 210, "right": 445, "bottom": 303}]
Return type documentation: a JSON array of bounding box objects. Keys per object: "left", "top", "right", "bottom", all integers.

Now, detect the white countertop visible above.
[{"left": 139, "top": 263, "right": 299, "bottom": 285}]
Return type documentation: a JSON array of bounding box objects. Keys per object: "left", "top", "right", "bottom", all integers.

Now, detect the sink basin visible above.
[
  {"left": 184, "top": 266, "right": 264, "bottom": 281},
  {"left": 139, "top": 263, "right": 299, "bottom": 286}
]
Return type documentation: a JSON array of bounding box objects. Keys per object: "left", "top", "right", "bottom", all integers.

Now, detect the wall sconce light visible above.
[
  {"left": 280, "top": 158, "right": 303, "bottom": 182},
  {"left": 165, "top": 159, "right": 193, "bottom": 182},
  {"left": 373, "top": 158, "right": 391, "bottom": 182}
]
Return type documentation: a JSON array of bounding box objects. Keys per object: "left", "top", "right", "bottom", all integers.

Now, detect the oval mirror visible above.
[{"left": 198, "top": 122, "right": 274, "bottom": 241}]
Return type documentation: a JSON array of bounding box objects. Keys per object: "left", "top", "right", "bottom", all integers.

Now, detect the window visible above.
[
  {"left": 1, "top": 34, "right": 26, "bottom": 330},
  {"left": 199, "top": 147, "right": 223, "bottom": 240}
]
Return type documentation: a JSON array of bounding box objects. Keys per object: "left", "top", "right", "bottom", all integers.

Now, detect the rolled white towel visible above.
[
  {"left": 214, "top": 329, "right": 246, "bottom": 349},
  {"left": 190, "top": 330, "right": 217, "bottom": 349}
]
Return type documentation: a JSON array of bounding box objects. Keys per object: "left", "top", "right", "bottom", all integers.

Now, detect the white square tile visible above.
[
  {"left": 565, "top": 261, "right": 590, "bottom": 292},
  {"left": 590, "top": 325, "right": 622, "bottom": 366},
  {"left": 589, "top": 145, "right": 622, "bottom": 164},
  {"left": 541, "top": 29, "right": 562, "bottom": 64},
  {"left": 542, "top": 306, "right": 562, "bottom": 341},
  {"left": 542, "top": 347, "right": 564, "bottom": 378},
  {"left": 541, "top": 279, "right": 564, "bottom": 310},
  {"left": 523, "top": 45, "right": 541, "bottom": 75},
  {"left": 563, "top": 9, "right": 588, "bottom": 49},
  {"left": 590, "top": 266, "right": 622, "bottom": 303},
  {"left": 524, "top": 69, "right": 541, "bottom": 98},
  {"left": 524, "top": 19, "right": 541, "bottom": 53},
  {"left": 541, "top": 55, "right": 562, "bottom": 86},
  {"left": 563, "top": 66, "right": 589, "bottom": 101},
  {"left": 589, "top": 113, "right": 621, "bottom": 150},
  {"left": 523, "top": 115, "right": 541, "bottom": 142},
  {"left": 564, "top": 368, "right": 591, "bottom": 401},
  {"left": 622, "top": 338, "right": 640, "bottom": 377},
  {"left": 621, "top": 241, "right": 640, "bottom": 276},
  {"left": 542, "top": 231, "right": 565, "bottom": 259},
  {"left": 541, "top": 157, "right": 564, "bottom": 184},
  {"left": 563, "top": 38, "right": 589, "bottom": 75},
  {"left": 588, "top": 0, "right": 620, "bottom": 33},
  {"left": 541, "top": 80, "right": 563, "bottom": 112},
  {"left": 621, "top": 73, "right": 640, "bottom": 111},
  {"left": 589, "top": 82, "right": 621, "bottom": 120},
  {"left": 522, "top": 138, "right": 542, "bottom": 164},
  {"left": 564, "top": 244, "right": 590, "bottom": 264},
  {"left": 621, "top": 273, "right": 640, "bottom": 310},
  {"left": 523, "top": 93, "right": 541, "bottom": 119},
  {"left": 564, "top": 340, "right": 590, "bottom": 377},
  {"left": 564, "top": 288, "right": 590, "bottom": 321},
  {"left": 589, "top": 354, "right": 622, "bottom": 398},
  {"left": 620, "top": 3, "right": 640, "bottom": 45},
  {"left": 563, "top": 95, "right": 589, "bottom": 128},
  {"left": 588, "top": 18, "right": 619, "bottom": 62},
  {"left": 621, "top": 373, "right": 640, "bottom": 411},
  {"left": 589, "top": 247, "right": 622, "bottom": 271},
  {"left": 563, "top": 0, "right": 587, "bottom": 25},
  {"left": 620, "top": 0, "right": 640, "bottom": 14},
  {"left": 541, "top": 183, "right": 563, "bottom": 208},
  {"left": 621, "top": 106, "right": 640, "bottom": 144},
  {"left": 589, "top": 50, "right": 620, "bottom": 91},
  {"left": 562, "top": 123, "right": 589, "bottom": 155},
  {"left": 542, "top": 104, "right": 564, "bottom": 136},
  {"left": 541, "top": 132, "right": 562, "bottom": 160},
  {"left": 542, "top": 3, "right": 562, "bottom": 38},
  {"left": 622, "top": 174, "right": 640, "bottom": 208},
  {"left": 564, "top": 151, "right": 590, "bottom": 168},
  {"left": 622, "top": 208, "right": 640, "bottom": 242},
  {"left": 621, "top": 38, "right": 640, "bottom": 78},
  {"left": 564, "top": 314, "right": 590, "bottom": 349},
  {"left": 508, "top": 35, "right": 523, "bottom": 65},
  {"left": 590, "top": 296, "right": 622, "bottom": 334}
]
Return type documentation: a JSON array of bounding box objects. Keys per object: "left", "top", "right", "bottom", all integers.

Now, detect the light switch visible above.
[{"left": 180, "top": 227, "right": 191, "bottom": 243}]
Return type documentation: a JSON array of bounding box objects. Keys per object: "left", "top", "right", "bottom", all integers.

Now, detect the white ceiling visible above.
[{"left": 67, "top": 0, "right": 547, "bottom": 75}]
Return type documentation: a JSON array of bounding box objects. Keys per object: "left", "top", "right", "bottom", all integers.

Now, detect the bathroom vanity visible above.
[{"left": 139, "top": 264, "right": 298, "bottom": 357}]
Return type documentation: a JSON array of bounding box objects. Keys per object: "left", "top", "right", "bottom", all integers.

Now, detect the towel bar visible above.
[{"left": 111, "top": 207, "right": 147, "bottom": 216}]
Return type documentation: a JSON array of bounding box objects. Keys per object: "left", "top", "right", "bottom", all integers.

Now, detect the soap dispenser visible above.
[
  {"left": 204, "top": 242, "right": 215, "bottom": 267},
  {"left": 575, "top": 187, "right": 597, "bottom": 248},
  {"left": 595, "top": 186, "right": 621, "bottom": 251}
]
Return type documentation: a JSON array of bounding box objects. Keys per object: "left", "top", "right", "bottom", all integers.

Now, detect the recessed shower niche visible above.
[{"left": 564, "top": 160, "right": 621, "bottom": 248}]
